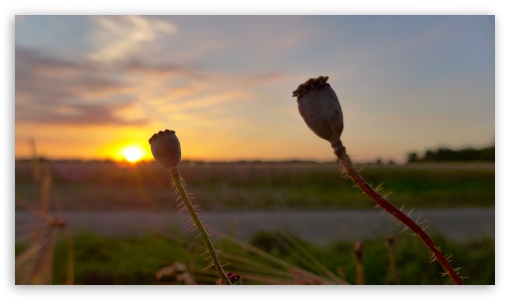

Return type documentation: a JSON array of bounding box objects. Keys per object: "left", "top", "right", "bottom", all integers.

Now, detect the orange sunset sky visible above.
[{"left": 14, "top": 15, "right": 495, "bottom": 163}]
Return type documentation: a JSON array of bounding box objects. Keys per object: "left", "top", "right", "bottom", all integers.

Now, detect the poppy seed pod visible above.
[
  {"left": 292, "top": 76, "right": 344, "bottom": 151},
  {"left": 149, "top": 129, "right": 181, "bottom": 171}
]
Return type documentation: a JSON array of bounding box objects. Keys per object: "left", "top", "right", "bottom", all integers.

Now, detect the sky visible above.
[{"left": 14, "top": 15, "right": 495, "bottom": 163}]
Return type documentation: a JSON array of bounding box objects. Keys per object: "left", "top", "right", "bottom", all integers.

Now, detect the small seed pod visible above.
[
  {"left": 148, "top": 129, "right": 181, "bottom": 171},
  {"left": 292, "top": 76, "right": 344, "bottom": 151},
  {"left": 217, "top": 272, "right": 242, "bottom": 285}
]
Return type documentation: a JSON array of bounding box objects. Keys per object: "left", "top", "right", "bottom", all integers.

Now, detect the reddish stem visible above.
[{"left": 335, "top": 147, "right": 463, "bottom": 285}]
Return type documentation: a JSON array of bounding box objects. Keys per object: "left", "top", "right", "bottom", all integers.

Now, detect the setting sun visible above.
[{"left": 122, "top": 146, "right": 144, "bottom": 163}]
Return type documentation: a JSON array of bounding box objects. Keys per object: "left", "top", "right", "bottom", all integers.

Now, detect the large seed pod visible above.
[
  {"left": 292, "top": 76, "right": 344, "bottom": 151},
  {"left": 149, "top": 129, "right": 181, "bottom": 171}
]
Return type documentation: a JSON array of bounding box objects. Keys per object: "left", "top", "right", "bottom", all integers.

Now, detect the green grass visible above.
[
  {"left": 15, "top": 160, "right": 495, "bottom": 211},
  {"left": 50, "top": 232, "right": 192, "bottom": 284},
  {"left": 18, "top": 231, "right": 494, "bottom": 285}
]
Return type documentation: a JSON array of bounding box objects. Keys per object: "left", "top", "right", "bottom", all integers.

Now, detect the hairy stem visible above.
[
  {"left": 170, "top": 170, "right": 231, "bottom": 285},
  {"left": 334, "top": 147, "right": 463, "bottom": 285}
]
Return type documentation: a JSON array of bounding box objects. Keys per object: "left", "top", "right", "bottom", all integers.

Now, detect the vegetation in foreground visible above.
[{"left": 15, "top": 231, "right": 493, "bottom": 285}]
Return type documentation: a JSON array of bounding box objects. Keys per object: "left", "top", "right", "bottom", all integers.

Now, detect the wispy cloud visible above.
[
  {"left": 15, "top": 48, "right": 128, "bottom": 99},
  {"left": 15, "top": 48, "right": 144, "bottom": 126},
  {"left": 87, "top": 16, "right": 177, "bottom": 63},
  {"left": 15, "top": 46, "right": 286, "bottom": 128}
]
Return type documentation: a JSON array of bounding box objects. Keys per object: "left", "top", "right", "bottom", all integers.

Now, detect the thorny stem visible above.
[
  {"left": 170, "top": 169, "right": 232, "bottom": 285},
  {"left": 335, "top": 146, "right": 463, "bottom": 285}
]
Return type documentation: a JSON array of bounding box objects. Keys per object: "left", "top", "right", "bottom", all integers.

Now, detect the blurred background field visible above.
[
  {"left": 15, "top": 160, "right": 495, "bottom": 211},
  {"left": 14, "top": 159, "right": 495, "bottom": 285}
]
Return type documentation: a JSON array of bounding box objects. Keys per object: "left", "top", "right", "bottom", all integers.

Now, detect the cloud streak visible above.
[
  {"left": 15, "top": 48, "right": 145, "bottom": 126},
  {"left": 15, "top": 46, "right": 286, "bottom": 128},
  {"left": 87, "top": 16, "right": 177, "bottom": 63}
]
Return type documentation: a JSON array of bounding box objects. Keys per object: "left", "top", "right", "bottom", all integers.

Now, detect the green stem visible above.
[
  {"left": 170, "top": 169, "right": 231, "bottom": 285},
  {"left": 335, "top": 147, "right": 463, "bottom": 285}
]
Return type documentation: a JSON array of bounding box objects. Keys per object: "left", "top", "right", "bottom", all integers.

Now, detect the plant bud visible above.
[
  {"left": 148, "top": 129, "right": 181, "bottom": 171},
  {"left": 292, "top": 76, "right": 344, "bottom": 151},
  {"left": 217, "top": 272, "right": 242, "bottom": 285}
]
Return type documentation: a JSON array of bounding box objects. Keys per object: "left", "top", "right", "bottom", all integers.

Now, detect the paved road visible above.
[{"left": 15, "top": 208, "right": 494, "bottom": 245}]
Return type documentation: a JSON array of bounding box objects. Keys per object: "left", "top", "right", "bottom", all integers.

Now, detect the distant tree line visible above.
[{"left": 407, "top": 145, "right": 495, "bottom": 163}]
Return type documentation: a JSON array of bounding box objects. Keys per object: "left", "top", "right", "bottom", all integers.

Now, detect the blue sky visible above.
[{"left": 14, "top": 15, "right": 495, "bottom": 162}]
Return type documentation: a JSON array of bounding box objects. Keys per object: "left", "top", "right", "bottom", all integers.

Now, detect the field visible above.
[
  {"left": 14, "top": 160, "right": 495, "bottom": 285},
  {"left": 15, "top": 160, "right": 495, "bottom": 211}
]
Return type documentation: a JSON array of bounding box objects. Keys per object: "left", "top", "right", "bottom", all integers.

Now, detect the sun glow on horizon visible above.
[{"left": 121, "top": 146, "right": 145, "bottom": 163}]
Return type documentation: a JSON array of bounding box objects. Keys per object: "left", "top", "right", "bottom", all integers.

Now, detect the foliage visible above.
[
  {"left": 16, "top": 231, "right": 494, "bottom": 285},
  {"left": 407, "top": 145, "right": 495, "bottom": 163},
  {"left": 50, "top": 233, "right": 191, "bottom": 284}
]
